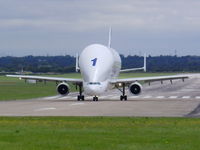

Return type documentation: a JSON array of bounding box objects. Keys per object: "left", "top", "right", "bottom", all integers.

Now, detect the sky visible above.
[{"left": 0, "top": 0, "right": 200, "bottom": 56}]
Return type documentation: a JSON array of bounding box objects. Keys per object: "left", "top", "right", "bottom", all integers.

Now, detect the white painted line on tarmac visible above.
[
  {"left": 111, "top": 96, "right": 119, "bottom": 99},
  {"left": 129, "top": 96, "right": 140, "bottom": 99},
  {"left": 100, "top": 96, "right": 107, "bottom": 99},
  {"left": 156, "top": 96, "right": 165, "bottom": 99},
  {"left": 71, "top": 97, "right": 77, "bottom": 100},
  {"left": 58, "top": 96, "right": 77, "bottom": 100},
  {"left": 169, "top": 96, "right": 178, "bottom": 99},
  {"left": 195, "top": 96, "right": 200, "bottom": 99},
  {"left": 143, "top": 96, "right": 152, "bottom": 99},
  {"left": 86, "top": 96, "right": 93, "bottom": 100},
  {"left": 35, "top": 107, "right": 56, "bottom": 111},
  {"left": 106, "top": 96, "right": 116, "bottom": 99},
  {"left": 182, "top": 96, "right": 190, "bottom": 99},
  {"left": 57, "top": 96, "right": 69, "bottom": 100},
  {"left": 42, "top": 95, "right": 61, "bottom": 100},
  {"left": 106, "top": 95, "right": 113, "bottom": 97},
  {"left": 70, "top": 103, "right": 85, "bottom": 106}
]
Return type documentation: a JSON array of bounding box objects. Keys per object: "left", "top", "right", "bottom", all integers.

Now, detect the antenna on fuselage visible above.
[{"left": 108, "top": 27, "right": 112, "bottom": 48}]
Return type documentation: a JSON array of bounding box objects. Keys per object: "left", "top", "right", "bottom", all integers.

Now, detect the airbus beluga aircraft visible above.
[{"left": 7, "top": 29, "right": 189, "bottom": 101}]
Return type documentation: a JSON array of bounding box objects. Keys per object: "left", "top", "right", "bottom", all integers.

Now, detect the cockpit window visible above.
[{"left": 88, "top": 82, "right": 101, "bottom": 85}]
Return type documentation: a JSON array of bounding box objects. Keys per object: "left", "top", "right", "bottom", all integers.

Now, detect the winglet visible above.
[
  {"left": 108, "top": 27, "right": 112, "bottom": 48},
  {"left": 143, "top": 53, "right": 147, "bottom": 72},
  {"left": 75, "top": 53, "right": 80, "bottom": 72},
  {"left": 120, "top": 53, "right": 147, "bottom": 72}
]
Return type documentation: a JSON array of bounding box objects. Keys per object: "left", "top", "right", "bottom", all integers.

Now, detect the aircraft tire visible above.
[{"left": 81, "top": 96, "right": 85, "bottom": 101}]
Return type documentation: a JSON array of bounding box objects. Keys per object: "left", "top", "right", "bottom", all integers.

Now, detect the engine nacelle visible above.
[
  {"left": 129, "top": 82, "right": 142, "bottom": 95},
  {"left": 57, "top": 83, "right": 70, "bottom": 95}
]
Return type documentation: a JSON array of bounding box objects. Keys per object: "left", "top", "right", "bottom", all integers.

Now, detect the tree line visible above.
[{"left": 0, "top": 55, "right": 200, "bottom": 73}]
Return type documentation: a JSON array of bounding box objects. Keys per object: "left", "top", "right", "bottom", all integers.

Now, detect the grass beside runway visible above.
[
  {"left": 0, "top": 74, "right": 78, "bottom": 100},
  {"left": 0, "top": 72, "right": 176, "bottom": 101},
  {"left": 0, "top": 117, "right": 199, "bottom": 150}
]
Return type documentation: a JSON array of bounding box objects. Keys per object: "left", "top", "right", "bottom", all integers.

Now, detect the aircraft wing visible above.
[
  {"left": 6, "top": 75, "right": 82, "bottom": 83},
  {"left": 110, "top": 75, "right": 189, "bottom": 84}
]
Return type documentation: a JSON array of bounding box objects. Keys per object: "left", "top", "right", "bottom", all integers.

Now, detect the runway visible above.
[{"left": 0, "top": 74, "right": 200, "bottom": 117}]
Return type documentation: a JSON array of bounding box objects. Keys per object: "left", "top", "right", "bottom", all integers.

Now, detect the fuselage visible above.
[{"left": 79, "top": 44, "right": 121, "bottom": 96}]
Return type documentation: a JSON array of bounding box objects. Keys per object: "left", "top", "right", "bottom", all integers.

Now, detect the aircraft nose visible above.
[
  {"left": 87, "top": 85, "right": 102, "bottom": 95},
  {"left": 88, "top": 85, "right": 96, "bottom": 92},
  {"left": 84, "top": 84, "right": 106, "bottom": 96},
  {"left": 83, "top": 81, "right": 108, "bottom": 96}
]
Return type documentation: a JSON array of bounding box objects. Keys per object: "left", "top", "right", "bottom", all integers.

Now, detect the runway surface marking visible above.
[
  {"left": 169, "top": 96, "right": 178, "bottom": 99},
  {"left": 182, "top": 96, "right": 190, "bottom": 99},
  {"left": 34, "top": 107, "right": 56, "bottom": 111},
  {"left": 143, "top": 96, "right": 152, "bottom": 99},
  {"left": 156, "top": 96, "right": 165, "bottom": 99},
  {"left": 42, "top": 95, "right": 61, "bottom": 100},
  {"left": 70, "top": 103, "right": 85, "bottom": 106},
  {"left": 129, "top": 96, "right": 139, "bottom": 99},
  {"left": 42, "top": 95, "right": 200, "bottom": 100}
]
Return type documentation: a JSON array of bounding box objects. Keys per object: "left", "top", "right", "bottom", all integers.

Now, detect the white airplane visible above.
[{"left": 7, "top": 29, "right": 189, "bottom": 101}]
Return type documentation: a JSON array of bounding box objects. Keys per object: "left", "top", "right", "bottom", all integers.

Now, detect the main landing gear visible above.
[
  {"left": 76, "top": 84, "right": 98, "bottom": 101},
  {"left": 119, "top": 83, "right": 127, "bottom": 101},
  {"left": 93, "top": 96, "right": 98, "bottom": 101},
  {"left": 77, "top": 84, "right": 84, "bottom": 101}
]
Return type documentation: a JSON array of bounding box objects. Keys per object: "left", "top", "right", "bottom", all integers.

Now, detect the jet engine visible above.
[
  {"left": 129, "top": 82, "right": 142, "bottom": 95},
  {"left": 57, "top": 83, "right": 70, "bottom": 95}
]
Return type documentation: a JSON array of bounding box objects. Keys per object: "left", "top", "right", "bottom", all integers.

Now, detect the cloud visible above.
[
  {"left": 0, "top": 0, "right": 200, "bottom": 56},
  {"left": 0, "top": 0, "right": 200, "bottom": 32}
]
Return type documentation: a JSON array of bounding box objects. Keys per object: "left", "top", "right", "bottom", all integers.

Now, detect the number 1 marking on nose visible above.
[{"left": 91, "top": 58, "right": 97, "bottom": 66}]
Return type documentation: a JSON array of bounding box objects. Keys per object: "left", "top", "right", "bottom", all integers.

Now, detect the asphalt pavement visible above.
[{"left": 0, "top": 74, "right": 200, "bottom": 117}]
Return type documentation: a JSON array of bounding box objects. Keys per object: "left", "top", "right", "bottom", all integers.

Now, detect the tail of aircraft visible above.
[{"left": 108, "top": 27, "right": 112, "bottom": 48}]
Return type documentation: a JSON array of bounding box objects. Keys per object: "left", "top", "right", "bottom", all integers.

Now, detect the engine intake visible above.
[
  {"left": 57, "top": 83, "right": 70, "bottom": 95},
  {"left": 129, "top": 82, "right": 142, "bottom": 95}
]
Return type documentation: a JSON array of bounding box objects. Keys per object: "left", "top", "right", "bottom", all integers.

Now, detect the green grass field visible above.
[
  {"left": 0, "top": 117, "right": 199, "bottom": 150},
  {"left": 0, "top": 73, "right": 176, "bottom": 101}
]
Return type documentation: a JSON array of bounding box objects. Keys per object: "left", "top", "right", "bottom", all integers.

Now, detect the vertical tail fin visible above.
[{"left": 108, "top": 27, "right": 112, "bottom": 48}]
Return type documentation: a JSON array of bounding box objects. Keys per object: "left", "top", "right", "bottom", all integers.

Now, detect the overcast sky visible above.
[{"left": 0, "top": 0, "right": 200, "bottom": 56}]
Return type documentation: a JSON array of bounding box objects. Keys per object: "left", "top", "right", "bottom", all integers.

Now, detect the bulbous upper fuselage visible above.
[{"left": 79, "top": 44, "right": 121, "bottom": 96}]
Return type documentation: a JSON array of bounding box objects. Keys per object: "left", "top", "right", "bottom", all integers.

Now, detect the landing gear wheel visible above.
[
  {"left": 120, "top": 95, "right": 123, "bottom": 101},
  {"left": 77, "top": 95, "right": 85, "bottom": 101},
  {"left": 93, "top": 96, "right": 98, "bottom": 101},
  {"left": 81, "top": 95, "right": 84, "bottom": 101},
  {"left": 120, "top": 95, "right": 127, "bottom": 101},
  {"left": 124, "top": 95, "right": 127, "bottom": 101},
  {"left": 77, "top": 95, "right": 80, "bottom": 101}
]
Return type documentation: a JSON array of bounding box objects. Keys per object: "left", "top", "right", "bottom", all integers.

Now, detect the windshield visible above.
[{"left": 88, "top": 82, "right": 101, "bottom": 85}]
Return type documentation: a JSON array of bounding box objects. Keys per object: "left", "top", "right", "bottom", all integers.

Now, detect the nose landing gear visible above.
[{"left": 93, "top": 96, "right": 98, "bottom": 101}]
